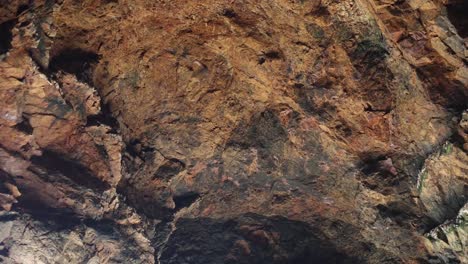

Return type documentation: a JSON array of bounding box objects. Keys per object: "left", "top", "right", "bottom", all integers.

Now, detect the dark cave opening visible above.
[
  {"left": 49, "top": 49, "right": 100, "bottom": 85},
  {"left": 13, "top": 117, "right": 33, "bottom": 135},
  {"left": 0, "top": 19, "right": 16, "bottom": 54},
  {"left": 16, "top": 5, "right": 29, "bottom": 15},
  {"left": 173, "top": 192, "right": 200, "bottom": 211},
  {"left": 446, "top": 1, "right": 468, "bottom": 38}
]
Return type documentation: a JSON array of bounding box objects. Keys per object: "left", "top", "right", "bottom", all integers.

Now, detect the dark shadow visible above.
[
  {"left": 357, "top": 154, "right": 398, "bottom": 195},
  {"left": 16, "top": 4, "right": 29, "bottom": 15},
  {"left": 13, "top": 117, "right": 33, "bottom": 135},
  {"left": 0, "top": 19, "right": 16, "bottom": 54},
  {"left": 153, "top": 158, "right": 186, "bottom": 181},
  {"left": 447, "top": 1, "right": 468, "bottom": 38},
  {"left": 85, "top": 101, "right": 119, "bottom": 133},
  {"left": 173, "top": 192, "right": 200, "bottom": 211},
  {"left": 49, "top": 49, "right": 100, "bottom": 85},
  {"left": 159, "top": 213, "right": 361, "bottom": 264},
  {"left": 31, "top": 150, "right": 109, "bottom": 191}
]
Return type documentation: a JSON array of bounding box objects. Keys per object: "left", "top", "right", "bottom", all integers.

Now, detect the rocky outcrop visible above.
[
  {"left": 0, "top": 0, "right": 466, "bottom": 263},
  {"left": 425, "top": 203, "right": 468, "bottom": 263}
]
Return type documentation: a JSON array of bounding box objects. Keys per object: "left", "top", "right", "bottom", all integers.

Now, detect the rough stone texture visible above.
[{"left": 0, "top": 0, "right": 466, "bottom": 263}]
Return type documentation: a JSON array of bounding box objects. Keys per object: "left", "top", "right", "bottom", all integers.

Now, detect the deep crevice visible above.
[
  {"left": 0, "top": 19, "right": 16, "bottom": 54},
  {"left": 0, "top": 212, "right": 18, "bottom": 222},
  {"left": 15, "top": 204, "right": 80, "bottom": 228},
  {"left": 85, "top": 101, "right": 119, "bottom": 133},
  {"left": 0, "top": 170, "right": 13, "bottom": 195},
  {"left": 264, "top": 50, "right": 281, "bottom": 59},
  {"left": 30, "top": 150, "right": 109, "bottom": 191},
  {"left": 258, "top": 50, "right": 282, "bottom": 65},
  {"left": 16, "top": 4, "right": 30, "bottom": 15},
  {"left": 173, "top": 192, "right": 200, "bottom": 211},
  {"left": 49, "top": 49, "right": 100, "bottom": 86},
  {"left": 13, "top": 116, "right": 33, "bottom": 135},
  {"left": 446, "top": 1, "right": 468, "bottom": 38},
  {"left": 221, "top": 8, "right": 237, "bottom": 18},
  {"left": 0, "top": 243, "right": 9, "bottom": 257},
  {"left": 14, "top": 201, "right": 118, "bottom": 234}
]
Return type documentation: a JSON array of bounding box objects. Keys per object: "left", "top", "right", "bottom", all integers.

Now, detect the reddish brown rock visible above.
[{"left": 0, "top": 0, "right": 466, "bottom": 263}]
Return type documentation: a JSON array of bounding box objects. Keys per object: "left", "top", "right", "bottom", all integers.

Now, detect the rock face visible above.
[{"left": 0, "top": 0, "right": 467, "bottom": 263}]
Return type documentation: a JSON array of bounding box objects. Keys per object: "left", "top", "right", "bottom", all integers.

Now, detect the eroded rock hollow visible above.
[{"left": 0, "top": 0, "right": 467, "bottom": 263}]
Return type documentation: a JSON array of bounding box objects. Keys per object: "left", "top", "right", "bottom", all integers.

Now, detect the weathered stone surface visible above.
[
  {"left": 425, "top": 203, "right": 468, "bottom": 263},
  {"left": 0, "top": 0, "right": 466, "bottom": 263}
]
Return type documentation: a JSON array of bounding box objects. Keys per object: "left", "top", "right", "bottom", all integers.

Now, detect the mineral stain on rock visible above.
[{"left": 0, "top": 0, "right": 467, "bottom": 263}]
